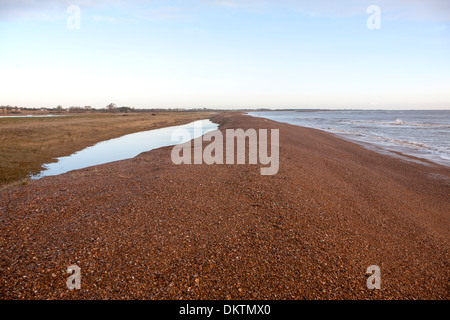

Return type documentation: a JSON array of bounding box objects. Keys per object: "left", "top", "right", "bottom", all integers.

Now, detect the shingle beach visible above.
[{"left": 1, "top": 113, "right": 448, "bottom": 299}]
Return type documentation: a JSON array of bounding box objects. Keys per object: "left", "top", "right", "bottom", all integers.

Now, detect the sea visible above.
[{"left": 248, "top": 110, "right": 450, "bottom": 167}]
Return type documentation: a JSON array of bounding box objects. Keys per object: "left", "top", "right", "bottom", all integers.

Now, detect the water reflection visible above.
[{"left": 32, "top": 119, "right": 217, "bottom": 179}]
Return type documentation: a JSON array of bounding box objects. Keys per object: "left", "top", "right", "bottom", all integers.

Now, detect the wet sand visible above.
[{"left": 0, "top": 113, "right": 448, "bottom": 299}]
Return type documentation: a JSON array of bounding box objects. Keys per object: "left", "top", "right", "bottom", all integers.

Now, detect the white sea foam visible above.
[
  {"left": 250, "top": 110, "right": 450, "bottom": 167},
  {"left": 351, "top": 118, "right": 450, "bottom": 128}
]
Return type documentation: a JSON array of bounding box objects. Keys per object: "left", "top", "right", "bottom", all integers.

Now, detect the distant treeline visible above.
[{"left": 1, "top": 103, "right": 273, "bottom": 114}]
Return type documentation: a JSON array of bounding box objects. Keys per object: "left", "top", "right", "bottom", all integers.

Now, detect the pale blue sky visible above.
[{"left": 0, "top": 0, "right": 449, "bottom": 109}]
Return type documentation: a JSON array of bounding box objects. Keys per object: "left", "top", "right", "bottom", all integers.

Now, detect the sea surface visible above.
[{"left": 249, "top": 110, "right": 450, "bottom": 167}]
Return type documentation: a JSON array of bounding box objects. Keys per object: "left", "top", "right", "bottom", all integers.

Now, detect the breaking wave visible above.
[
  {"left": 326, "top": 127, "right": 449, "bottom": 158},
  {"left": 351, "top": 119, "right": 450, "bottom": 128}
]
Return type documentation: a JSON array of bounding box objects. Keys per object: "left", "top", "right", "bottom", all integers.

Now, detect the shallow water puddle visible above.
[{"left": 31, "top": 119, "right": 218, "bottom": 179}]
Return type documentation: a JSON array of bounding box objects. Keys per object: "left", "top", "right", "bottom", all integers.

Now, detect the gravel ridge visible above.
[{"left": 0, "top": 113, "right": 448, "bottom": 299}]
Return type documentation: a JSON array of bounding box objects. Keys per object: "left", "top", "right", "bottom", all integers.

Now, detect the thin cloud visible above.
[
  {"left": 0, "top": 0, "right": 124, "bottom": 20},
  {"left": 92, "top": 14, "right": 117, "bottom": 22},
  {"left": 1, "top": 0, "right": 449, "bottom": 22},
  {"left": 208, "top": 0, "right": 269, "bottom": 8},
  {"left": 0, "top": 0, "right": 191, "bottom": 22},
  {"left": 151, "top": 7, "right": 187, "bottom": 20},
  {"left": 207, "top": 0, "right": 450, "bottom": 21}
]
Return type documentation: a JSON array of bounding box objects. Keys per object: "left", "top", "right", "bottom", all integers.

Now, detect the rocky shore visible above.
[{"left": 0, "top": 113, "right": 448, "bottom": 299}]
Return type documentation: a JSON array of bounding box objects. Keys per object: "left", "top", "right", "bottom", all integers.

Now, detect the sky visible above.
[{"left": 0, "top": 0, "right": 449, "bottom": 110}]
